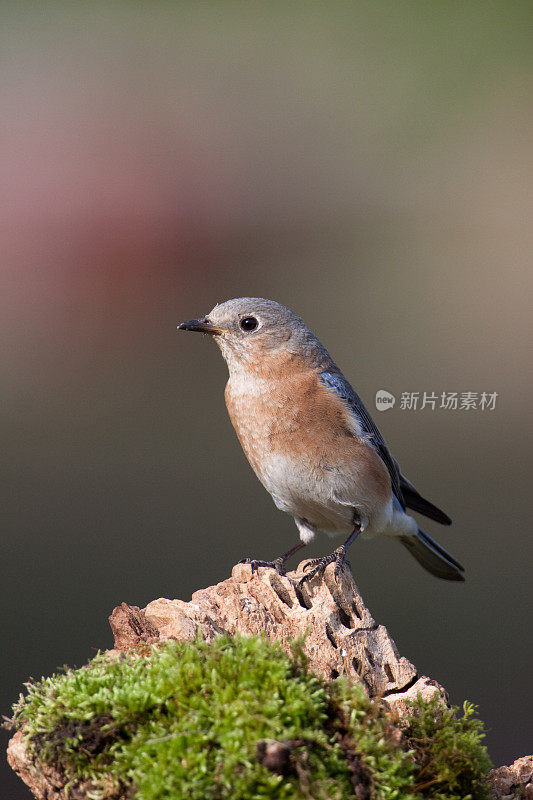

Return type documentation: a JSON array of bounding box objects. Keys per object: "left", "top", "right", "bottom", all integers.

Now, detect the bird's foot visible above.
[
  {"left": 238, "top": 557, "right": 287, "bottom": 576},
  {"left": 298, "top": 546, "right": 351, "bottom": 585}
]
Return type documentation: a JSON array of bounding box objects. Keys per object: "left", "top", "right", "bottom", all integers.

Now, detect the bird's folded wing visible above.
[
  {"left": 318, "top": 371, "right": 405, "bottom": 508},
  {"left": 398, "top": 473, "right": 451, "bottom": 525}
]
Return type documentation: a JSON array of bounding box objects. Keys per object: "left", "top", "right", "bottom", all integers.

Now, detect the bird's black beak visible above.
[{"left": 177, "top": 317, "right": 225, "bottom": 336}]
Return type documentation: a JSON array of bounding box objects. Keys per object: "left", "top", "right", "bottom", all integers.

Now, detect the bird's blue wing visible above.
[{"left": 318, "top": 371, "right": 405, "bottom": 507}]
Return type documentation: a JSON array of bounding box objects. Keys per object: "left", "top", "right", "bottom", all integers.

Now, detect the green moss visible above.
[
  {"left": 402, "top": 694, "right": 493, "bottom": 800},
  {"left": 11, "top": 635, "right": 492, "bottom": 800}
]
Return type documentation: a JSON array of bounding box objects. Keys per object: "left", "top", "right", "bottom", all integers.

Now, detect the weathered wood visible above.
[
  {"left": 7, "top": 560, "right": 531, "bottom": 799},
  {"left": 111, "top": 560, "right": 445, "bottom": 715}
]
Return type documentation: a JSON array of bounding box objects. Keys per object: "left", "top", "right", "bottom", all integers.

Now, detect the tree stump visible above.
[{"left": 7, "top": 561, "right": 531, "bottom": 799}]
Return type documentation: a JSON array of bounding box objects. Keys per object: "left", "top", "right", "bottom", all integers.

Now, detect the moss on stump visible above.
[{"left": 10, "top": 635, "right": 492, "bottom": 800}]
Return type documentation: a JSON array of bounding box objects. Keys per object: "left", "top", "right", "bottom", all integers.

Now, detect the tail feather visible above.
[{"left": 399, "top": 528, "right": 465, "bottom": 581}]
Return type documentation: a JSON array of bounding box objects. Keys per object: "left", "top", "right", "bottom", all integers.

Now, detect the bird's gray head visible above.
[{"left": 178, "top": 297, "right": 330, "bottom": 372}]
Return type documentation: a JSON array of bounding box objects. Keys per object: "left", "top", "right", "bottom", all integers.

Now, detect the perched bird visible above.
[{"left": 178, "top": 298, "right": 464, "bottom": 583}]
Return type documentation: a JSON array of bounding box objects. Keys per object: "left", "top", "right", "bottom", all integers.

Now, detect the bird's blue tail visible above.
[{"left": 399, "top": 528, "right": 465, "bottom": 581}]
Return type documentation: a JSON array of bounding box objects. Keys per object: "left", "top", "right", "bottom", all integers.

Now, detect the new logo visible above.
[{"left": 375, "top": 390, "right": 396, "bottom": 411}]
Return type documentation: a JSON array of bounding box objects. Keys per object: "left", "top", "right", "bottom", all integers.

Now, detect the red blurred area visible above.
[{"left": 0, "top": 72, "right": 242, "bottom": 353}]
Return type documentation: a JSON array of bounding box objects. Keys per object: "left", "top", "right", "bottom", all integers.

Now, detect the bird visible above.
[{"left": 178, "top": 298, "right": 464, "bottom": 583}]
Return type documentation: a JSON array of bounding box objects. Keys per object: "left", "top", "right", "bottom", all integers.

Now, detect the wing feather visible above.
[
  {"left": 318, "top": 371, "right": 452, "bottom": 525},
  {"left": 318, "top": 371, "right": 405, "bottom": 507}
]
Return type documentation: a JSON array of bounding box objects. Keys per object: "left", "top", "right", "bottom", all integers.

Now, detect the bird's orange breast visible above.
[{"left": 224, "top": 350, "right": 391, "bottom": 510}]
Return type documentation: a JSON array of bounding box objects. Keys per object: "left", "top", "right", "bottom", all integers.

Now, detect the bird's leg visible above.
[
  {"left": 239, "top": 541, "right": 306, "bottom": 576},
  {"left": 299, "top": 523, "right": 362, "bottom": 584}
]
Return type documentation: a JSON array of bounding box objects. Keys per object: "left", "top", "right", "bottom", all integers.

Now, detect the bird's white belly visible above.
[{"left": 256, "top": 451, "right": 358, "bottom": 532}]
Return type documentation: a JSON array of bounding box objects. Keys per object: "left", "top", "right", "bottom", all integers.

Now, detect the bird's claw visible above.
[
  {"left": 299, "top": 547, "right": 350, "bottom": 585},
  {"left": 238, "top": 557, "right": 286, "bottom": 576}
]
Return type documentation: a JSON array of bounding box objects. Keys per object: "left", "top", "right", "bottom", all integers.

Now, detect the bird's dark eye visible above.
[{"left": 240, "top": 316, "right": 258, "bottom": 332}]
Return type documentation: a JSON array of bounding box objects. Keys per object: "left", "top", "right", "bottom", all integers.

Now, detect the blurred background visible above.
[{"left": 2, "top": 2, "right": 532, "bottom": 795}]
